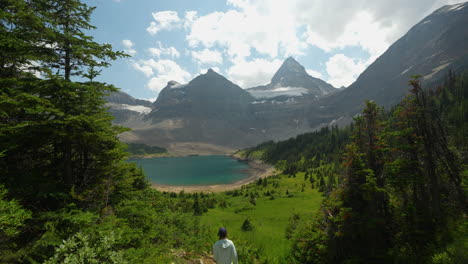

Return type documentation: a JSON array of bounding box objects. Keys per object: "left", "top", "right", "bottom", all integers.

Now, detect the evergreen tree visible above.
[
  {"left": 0, "top": 1, "right": 146, "bottom": 261},
  {"left": 241, "top": 218, "right": 254, "bottom": 231},
  {"left": 193, "top": 195, "right": 202, "bottom": 216}
]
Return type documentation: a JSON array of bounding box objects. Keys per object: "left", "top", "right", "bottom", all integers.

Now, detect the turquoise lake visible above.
[{"left": 128, "top": 155, "right": 250, "bottom": 185}]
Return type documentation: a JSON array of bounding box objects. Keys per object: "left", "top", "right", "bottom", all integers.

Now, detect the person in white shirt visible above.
[{"left": 213, "top": 227, "right": 238, "bottom": 264}]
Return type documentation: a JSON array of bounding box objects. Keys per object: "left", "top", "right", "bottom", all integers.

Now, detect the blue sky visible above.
[{"left": 84, "top": 0, "right": 463, "bottom": 100}]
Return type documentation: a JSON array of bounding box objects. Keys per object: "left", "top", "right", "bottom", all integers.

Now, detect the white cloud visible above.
[
  {"left": 184, "top": 11, "right": 198, "bottom": 29},
  {"left": 296, "top": 0, "right": 461, "bottom": 58},
  {"left": 325, "top": 54, "right": 367, "bottom": 88},
  {"left": 306, "top": 69, "right": 322, "bottom": 79},
  {"left": 227, "top": 58, "right": 282, "bottom": 88},
  {"left": 148, "top": 41, "right": 180, "bottom": 58},
  {"left": 122, "top": 39, "right": 136, "bottom": 56},
  {"left": 191, "top": 49, "right": 223, "bottom": 65},
  {"left": 131, "top": 61, "right": 153, "bottom": 78},
  {"left": 146, "top": 11, "right": 181, "bottom": 35},
  {"left": 304, "top": 11, "right": 390, "bottom": 59},
  {"left": 132, "top": 59, "right": 191, "bottom": 93},
  {"left": 186, "top": 1, "right": 305, "bottom": 61}
]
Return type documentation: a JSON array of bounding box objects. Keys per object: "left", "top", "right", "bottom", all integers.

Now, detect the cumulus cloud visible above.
[
  {"left": 132, "top": 59, "right": 191, "bottom": 93},
  {"left": 184, "top": 11, "right": 198, "bottom": 29},
  {"left": 122, "top": 39, "right": 136, "bottom": 56},
  {"left": 191, "top": 49, "right": 223, "bottom": 65},
  {"left": 186, "top": 1, "right": 305, "bottom": 61},
  {"left": 146, "top": 11, "right": 181, "bottom": 35},
  {"left": 148, "top": 41, "right": 180, "bottom": 58},
  {"left": 325, "top": 54, "right": 367, "bottom": 88},
  {"left": 227, "top": 58, "right": 282, "bottom": 88},
  {"left": 131, "top": 61, "right": 153, "bottom": 77},
  {"left": 296, "top": 0, "right": 462, "bottom": 58}
]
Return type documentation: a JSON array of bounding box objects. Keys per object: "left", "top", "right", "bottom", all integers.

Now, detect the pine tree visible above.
[
  {"left": 0, "top": 0, "right": 138, "bottom": 212},
  {"left": 241, "top": 218, "right": 254, "bottom": 231}
]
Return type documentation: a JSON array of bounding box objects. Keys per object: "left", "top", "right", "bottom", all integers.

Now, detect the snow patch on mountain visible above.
[
  {"left": 248, "top": 87, "right": 308, "bottom": 99},
  {"left": 400, "top": 65, "right": 413, "bottom": 76},
  {"left": 251, "top": 100, "right": 267, "bottom": 104},
  {"left": 107, "top": 103, "right": 152, "bottom": 114},
  {"left": 446, "top": 2, "right": 466, "bottom": 12},
  {"left": 170, "top": 84, "right": 186, "bottom": 89}
]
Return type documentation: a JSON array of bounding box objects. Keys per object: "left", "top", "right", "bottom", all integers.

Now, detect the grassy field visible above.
[{"left": 200, "top": 172, "right": 323, "bottom": 263}]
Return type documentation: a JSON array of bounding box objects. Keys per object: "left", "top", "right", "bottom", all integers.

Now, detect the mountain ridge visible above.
[{"left": 110, "top": 3, "right": 468, "bottom": 152}]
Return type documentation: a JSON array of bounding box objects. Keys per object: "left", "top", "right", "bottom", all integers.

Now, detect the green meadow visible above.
[{"left": 200, "top": 172, "right": 323, "bottom": 263}]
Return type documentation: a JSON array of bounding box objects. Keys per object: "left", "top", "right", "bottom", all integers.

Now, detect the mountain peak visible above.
[
  {"left": 284, "top": 56, "right": 300, "bottom": 65},
  {"left": 167, "top": 80, "right": 180, "bottom": 87},
  {"left": 206, "top": 68, "right": 219, "bottom": 75},
  {"left": 271, "top": 57, "right": 308, "bottom": 85}
]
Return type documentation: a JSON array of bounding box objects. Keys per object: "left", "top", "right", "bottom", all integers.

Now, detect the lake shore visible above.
[
  {"left": 150, "top": 158, "right": 276, "bottom": 193},
  {"left": 129, "top": 143, "right": 236, "bottom": 159}
]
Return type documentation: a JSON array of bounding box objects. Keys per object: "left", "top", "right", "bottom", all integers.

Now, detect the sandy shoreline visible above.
[{"left": 150, "top": 158, "right": 276, "bottom": 193}]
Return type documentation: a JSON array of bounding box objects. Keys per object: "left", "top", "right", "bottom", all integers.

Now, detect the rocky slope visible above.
[
  {"left": 320, "top": 2, "right": 468, "bottom": 114},
  {"left": 105, "top": 91, "right": 152, "bottom": 124},
  {"left": 116, "top": 67, "right": 332, "bottom": 151}
]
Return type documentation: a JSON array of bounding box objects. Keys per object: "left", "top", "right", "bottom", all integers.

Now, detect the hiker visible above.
[{"left": 213, "top": 227, "right": 238, "bottom": 264}]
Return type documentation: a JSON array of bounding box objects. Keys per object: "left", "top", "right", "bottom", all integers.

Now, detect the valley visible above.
[{"left": 1, "top": 1, "right": 467, "bottom": 264}]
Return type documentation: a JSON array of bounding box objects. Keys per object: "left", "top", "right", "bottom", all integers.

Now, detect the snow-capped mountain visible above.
[{"left": 247, "top": 57, "right": 336, "bottom": 99}]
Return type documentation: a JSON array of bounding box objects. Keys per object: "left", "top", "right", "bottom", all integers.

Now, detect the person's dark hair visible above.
[{"left": 218, "top": 227, "right": 227, "bottom": 239}]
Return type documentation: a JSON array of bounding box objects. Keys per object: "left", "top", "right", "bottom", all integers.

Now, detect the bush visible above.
[{"left": 241, "top": 219, "right": 254, "bottom": 231}]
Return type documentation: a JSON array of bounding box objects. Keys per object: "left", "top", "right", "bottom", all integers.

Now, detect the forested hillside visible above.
[{"left": 242, "top": 73, "right": 468, "bottom": 263}]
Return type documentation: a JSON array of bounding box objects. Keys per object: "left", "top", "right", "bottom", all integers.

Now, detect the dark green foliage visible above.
[
  {"left": 241, "top": 218, "right": 254, "bottom": 231},
  {"left": 0, "top": 185, "right": 32, "bottom": 261},
  {"left": 193, "top": 194, "right": 204, "bottom": 216},
  {"left": 290, "top": 76, "right": 467, "bottom": 263},
  {"left": 437, "top": 71, "right": 468, "bottom": 152},
  {"left": 243, "top": 125, "right": 351, "bottom": 170},
  {"left": 125, "top": 143, "right": 166, "bottom": 155},
  {"left": 249, "top": 192, "right": 257, "bottom": 206},
  {"left": 285, "top": 213, "right": 301, "bottom": 240},
  {"left": 257, "top": 177, "right": 263, "bottom": 185}
]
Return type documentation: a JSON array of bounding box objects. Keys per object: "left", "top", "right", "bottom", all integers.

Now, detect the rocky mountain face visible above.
[
  {"left": 105, "top": 91, "right": 152, "bottom": 124},
  {"left": 110, "top": 2, "right": 468, "bottom": 152},
  {"left": 105, "top": 91, "right": 152, "bottom": 107},
  {"left": 152, "top": 69, "right": 253, "bottom": 120},
  {"left": 247, "top": 57, "right": 335, "bottom": 99},
  {"left": 121, "top": 69, "right": 258, "bottom": 151},
  {"left": 320, "top": 2, "right": 468, "bottom": 114},
  {"left": 115, "top": 67, "right": 331, "bottom": 152}
]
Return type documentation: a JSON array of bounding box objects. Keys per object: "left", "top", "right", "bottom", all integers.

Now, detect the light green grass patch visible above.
[{"left": 201, "top": 173, "right": 323, "bottom": 263}]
